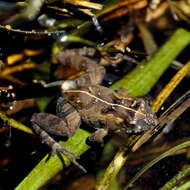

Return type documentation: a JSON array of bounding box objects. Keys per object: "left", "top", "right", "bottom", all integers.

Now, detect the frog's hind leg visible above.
[
  {"left": 31, "top": 121, "right": 86, "bottom": 172},
  {"left": 30, "top": 97, "right": 85, "bottom": 171},
  {"left": 44, "top": 53, "right": 105, "bottom": 90},
  {"left": 56, "top": 53, "right": 106, "bottom": 89},
  {"left": 56, "top": 96, "right": 81, "bottom": 136},
  {"left": 31, "top": 98, "right": 81, "bottom": 137}
]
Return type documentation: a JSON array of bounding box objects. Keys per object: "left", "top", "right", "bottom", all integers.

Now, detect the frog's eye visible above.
[{"left": 134, "top": 125, "right": 144, "bottom": 132}]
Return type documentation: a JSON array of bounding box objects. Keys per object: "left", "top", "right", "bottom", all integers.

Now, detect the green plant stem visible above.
[
  {"left": 15, "top": 128, "right": 90, "bottom": 190},
  {"left": 95, "top": 135, "right": 139, "bottom": 190},
  {"left": 97, "top": 170, "right": 120, "bottom": 190},
  {"left": 160, "top": 165, "right": 190, "bottom": 190},
  {"left": 112, "top": 28, "right": 190, "bottom": 96},
  {"left": 176, "top": 181, "right": 190, "bottom": 190},
  {"left": 95, "top": 147, "right": 129, "bottom": 190},
  {"left": 0, "top": 113, "right": 33, "bottom": 134}
]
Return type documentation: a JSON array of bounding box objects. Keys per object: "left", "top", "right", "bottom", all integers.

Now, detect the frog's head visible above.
[
  {"left": 125, "top": 99, "right": 158, "bottom": 133},
  {"left": 126, "top": 113, "right": 158, "bottom": 133}
]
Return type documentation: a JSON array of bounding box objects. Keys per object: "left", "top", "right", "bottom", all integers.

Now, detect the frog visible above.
[{"left": 31, "top": 48, "right": 158, "bottom": 172}]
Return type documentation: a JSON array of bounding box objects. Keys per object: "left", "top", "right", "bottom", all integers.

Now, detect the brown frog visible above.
[{"left": 31, "top": 49, "right": 158, "bottom": 172}]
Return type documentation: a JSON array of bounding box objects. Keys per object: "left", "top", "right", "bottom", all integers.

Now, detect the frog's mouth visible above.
[
  {"left": 124, "top": 113, "right": 158, "bottom": 134},
  {"left": 125, "top": 124, "right": 147, "bottom": 134},
  {"left": 125, "top": 118, "right": 153, "bottom": 133}
]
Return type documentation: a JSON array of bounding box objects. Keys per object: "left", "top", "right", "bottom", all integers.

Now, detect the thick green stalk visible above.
[
  {"left": 15, "top": 128, "right": 90, "bottom": 190},
  {"left": 112, "top": 28, "right": 190, "bottom": 96}
]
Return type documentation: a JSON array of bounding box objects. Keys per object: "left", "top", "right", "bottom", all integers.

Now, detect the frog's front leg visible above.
[
  {"left": 89, "top": 128, "right": 108, "bottom": 143},
  {"left": 31, "top": 97, "right": 85, "bottom": 172},
  {"left": 83, "top": 112, "right": 123, "bottom": 143},
  {"left": 31, "top": 97, "right": 81, "bottom": 137}
]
